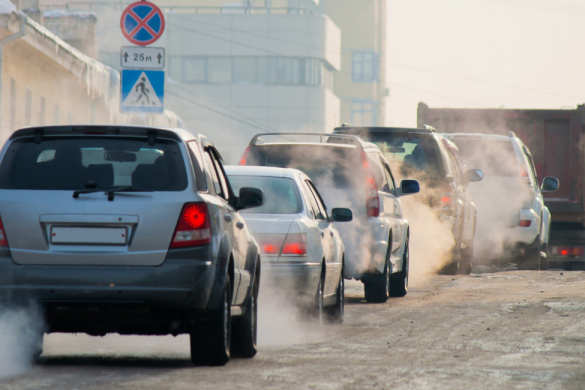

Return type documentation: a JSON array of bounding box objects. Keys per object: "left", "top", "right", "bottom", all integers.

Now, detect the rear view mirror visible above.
[
  {"left": 104, "top": 151, "right": 136, "bottom": 163},
  {"left": 239, "top": 187, "right": 263, "bottom": 209},
  {"left": 465, "top": 169, "right": 483, "bottom": 182},
  {"left": 331, "top": 208, "right": 353, "bottom": 222},
  {"left": 541, "top": 176, "right": 559, "bottom": 192},
  {"left": 399, "top": 179, "right": 420, "bottom": 196}
]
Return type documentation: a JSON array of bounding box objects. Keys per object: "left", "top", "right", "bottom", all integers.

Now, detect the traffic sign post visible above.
[
  {"left": 121, "top": 70, "right": 164, "bottom": 114},
  {"left": 121, "top": 46, "right": 165, "bottom": 69},
  {"left": 120, "top": 1, "right": 165, "bottom": 46}
]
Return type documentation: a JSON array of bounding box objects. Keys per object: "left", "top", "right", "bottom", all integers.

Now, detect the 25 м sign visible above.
[{"left": 121, "top": 46, "right": 164, "bottom": 69}]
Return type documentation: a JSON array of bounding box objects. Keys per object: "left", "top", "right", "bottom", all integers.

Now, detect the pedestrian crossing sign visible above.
[{"left": 121, "top": 70, "right": 164, "bottom": 114}]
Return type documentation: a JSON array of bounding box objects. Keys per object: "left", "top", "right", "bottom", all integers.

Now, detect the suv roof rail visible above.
[
  {"left": 508, "top": 131, "right": 517, "bottom": 138},
  {"left": 249, "top": 132, "right": 364, "bottom": 147},
  {"left": 341, "top": 123, "right": 353, "bottom": 127},
  {"left": 422, "top": 124, "right": 436, "bottom": 132}
]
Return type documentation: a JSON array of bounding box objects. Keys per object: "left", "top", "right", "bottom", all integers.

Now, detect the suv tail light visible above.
[
  {"left": 238, "top": 146, "right": 251, "bottom": 165},
  {"left": 519, "top": 220, "right": 532, "bottom": 227},
  {"left": 0, "top": 216, "right": 8, "bottom": 247},
  {"left": 171, "top": 203, "right": 212, "bottom": 248},
  {"left": 440, "top": 183, "right": 454, "bottom": 215},
  {"left": 254, "top": 233, "right": 307, "bottom": 256},
  {"left": 362, "top": 151, "right": 379, "bottom": 217}
]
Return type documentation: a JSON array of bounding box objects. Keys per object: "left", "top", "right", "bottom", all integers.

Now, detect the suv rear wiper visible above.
[{"left": 73, "top": 187, "right": 153, "bottom": 201}]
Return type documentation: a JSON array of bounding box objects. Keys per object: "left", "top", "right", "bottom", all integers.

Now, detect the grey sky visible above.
[{"left": 386, "top": 0, "right": 585, "bottom": 126}]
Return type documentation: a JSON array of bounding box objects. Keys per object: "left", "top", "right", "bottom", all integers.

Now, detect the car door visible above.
[
  {"left": 449, "top": 147, "right": 476, "bottom": 244},
  {"left": 303, "top": 179, "right": 337, "bottom": 297},
  {"left": 522, "top": 146, "right": 544, "bottom": 235},
  {"left": 445, "top": 147, "right": 467, "bottom": 244},
  {"left": 202, "top": 146, "right": 244, "bottom": 305},
  {"left": 298, "top": 176, "right": 326, "bottom": 270}
]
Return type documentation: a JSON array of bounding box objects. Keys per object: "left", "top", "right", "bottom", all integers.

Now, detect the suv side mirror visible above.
[
  {"left": 399, "top": 179, "right": 420, "bottom": 196},
  {"left": 541, "top": 176, "right": 559, "bottom": 192},
  {"left": 465, "top": 169, "right": 483, "bottom": 182},
  {"left": 331, "top": 208, "right": 353, "bottom": 222},
  {"left": 238, "top": 187, "right": 263, "bottom": 209}
]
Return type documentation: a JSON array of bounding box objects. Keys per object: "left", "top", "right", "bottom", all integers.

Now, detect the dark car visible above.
[
  {"left": 0, "top": 125, "right": 263, "bottom": 366},
  {"left": 334, "top": 125, "right": 483, "bottom": 274}
]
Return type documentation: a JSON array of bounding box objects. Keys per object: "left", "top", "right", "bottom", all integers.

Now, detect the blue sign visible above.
[
  {"left": 121, "top": 70, "right": 164, "bottom": 114},
  {"left": 120, "top": 1, "right": 165, "bottom": 46}
]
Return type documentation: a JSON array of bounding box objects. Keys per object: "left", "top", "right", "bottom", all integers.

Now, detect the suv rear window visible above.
[
  {"left": 246, "top": 144, "right": 363, "bottom": 189},
  {"left": 449, "top": 138, "right": 520, "bottom": 177},
  {"left": 228, "top": 176, "right": 302, "bottom": 214},
  {"left": 0, "top": 137, "right": 188, "bottom": 191}
]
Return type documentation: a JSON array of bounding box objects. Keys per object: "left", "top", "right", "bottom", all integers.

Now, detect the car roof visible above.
[
  {"left": 224, "top": 165, "right": 304, "bottom": 180},
  {"left": 441, "top": 133, "right": 514, "bottom": 142},
  {"left": 249, "top": 132, "right": 373, "bottom": 149},
  {"left": 334, "top": 125, "right": 437, "bottom": 135},
  {"left": 9, "top": 125, "right": 201, "bottom": 144}
]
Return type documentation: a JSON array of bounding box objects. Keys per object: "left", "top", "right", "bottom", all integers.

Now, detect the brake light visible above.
[
  {"left": 282, "top": 233, "right": 307, "bottom": 255},
  {"left": 520, "top": 166, "right": 528, "bottom": 177},
  {"left": 254, "top": 233, "right": 306, "bottom": 256},
  {"left": 362, "top": 151, "right": 379, "bottom": 217},
  {"left": 239, "top": 146, "right": 251, "bottom": 165},
  {"left": 552, "top": 246, "right": 584, "bottom": 256},
  {"left": 519, "top": 220, "right": 532, "bottom": 227},
  {"left": 0, "top": 216, "right": 8, "bottom": 247},
  {"left": 170, "top": 203, "right": 212, "bottom": 248}
]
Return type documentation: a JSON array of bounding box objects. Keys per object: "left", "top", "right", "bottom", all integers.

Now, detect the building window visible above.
[
  {"left": 351, "top": 101, "right": 376, "bottom": 126},
  {"left": 352, "top": 51, "right": 377, "bottom": 83},
  {"left": 208, "top": 57, "right": 232, "bottom": 83},
  {"left": 183, "top": 58, "right": 206, "bottom": 83},
  {"left": 25, "top": 89, "right": 32, "bottom": 126}
]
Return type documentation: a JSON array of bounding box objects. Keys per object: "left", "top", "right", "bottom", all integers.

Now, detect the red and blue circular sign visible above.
[{"left": 120, "top": 1, "right": 165, "bottom": 46}]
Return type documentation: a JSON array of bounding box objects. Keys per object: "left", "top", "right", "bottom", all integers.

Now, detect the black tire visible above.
[
  {"left": 438, "top": 260, "right": 459, "bottom": 275},
  {"left": 33, "top": 332, "right": 44, "bottom": 359},
  {"left": 364, "top": 259, "right": 390, "bottom": 303},
  {"left": 190, "top": 275, "right": 232, "bottom": 366},
  {"left": 390, "top": 235, "right": 409, "bottom": 297},
  {"left": 459, "top": 243, "right": 473, "bottom": 275},
  {"left": 518, "top": 235, "right": 541, "bottom": 271},
  {"left": 232, "top": 270, "right": 259, "bottom": 358},
  {"left": 325, "top": 263, "right": 344, "bottom": 324}
]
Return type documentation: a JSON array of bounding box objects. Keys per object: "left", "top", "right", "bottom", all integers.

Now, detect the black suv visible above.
[{"left": 334, "top": 125, "right": 483, "bottom": 274}]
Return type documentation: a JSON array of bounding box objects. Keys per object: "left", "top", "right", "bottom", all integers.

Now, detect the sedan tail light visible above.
[
  {"left": 519, "top": 220, "right": 532, "bottom": 227},
  {"left": 0, "top": 216, "right": 8, "bottom": 247},
  {"left": 170, "top": 203, "right": 212, "bottom": 248},
  {"left": 362, "top": 151, "right": 379, "bottom": 217},
  {"left": 254, "top": 233, "right": 307, "bottom": 256}
]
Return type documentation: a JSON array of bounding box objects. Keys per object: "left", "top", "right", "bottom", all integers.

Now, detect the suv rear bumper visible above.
[{"left": 0, "top": 247, "right": 218, "bottom": 312}]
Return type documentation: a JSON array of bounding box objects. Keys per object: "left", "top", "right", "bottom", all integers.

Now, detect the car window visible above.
[
  {"left": 210, "top": 151, "right": 230, "bottom": 201},
  {"left": 203, "top": 150, "right": 223, "bottom": 197},
  {"left": 447, "top": 149, "right": 463, "bottom": 183},
  {"left": 300, "top": 180, "right": 320, "bottom": 219},
  {"left": 228, "top": 175, "right": 302, "bottom": 214},
  {"left": 0, "top": 137, "right": 188, "bottom": 191},
  {"left": 450, "top": 148, "right": 467, "bottom": 178},
  {"left": 522, "top": 147, "right": 539, "bottom": 190},
  {"left": 187, "top": 141, "right": 207, "bottom": 191},
  {"left": 449, "top": 138, "right": 520, "bottom": 177},
  {"left": 381, "top": 160, "right": 397, "bottom": 195},
  {"left": 306, "top": 180, "right": 329, "bottom": 220}
]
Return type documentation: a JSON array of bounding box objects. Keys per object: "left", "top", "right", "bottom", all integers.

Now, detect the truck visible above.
[{"left": 417, "top": 102, "right": 585, "bottom": 269}]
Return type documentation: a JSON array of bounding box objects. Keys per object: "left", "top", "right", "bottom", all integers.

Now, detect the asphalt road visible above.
[{"left": 2, "top": 271, "right": 585, "bottom": 390}]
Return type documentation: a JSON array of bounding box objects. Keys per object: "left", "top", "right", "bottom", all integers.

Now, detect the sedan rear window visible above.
[
  {"left": 0, "top": 137, "right": 188, "bottom": 191},
  {"left": 228, "top": 176, "right": 302, "bottom": 214}
]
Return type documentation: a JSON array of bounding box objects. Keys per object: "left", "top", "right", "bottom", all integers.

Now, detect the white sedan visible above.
[{"left": 225, "top": 166, "right": 353, "bottom": 324}]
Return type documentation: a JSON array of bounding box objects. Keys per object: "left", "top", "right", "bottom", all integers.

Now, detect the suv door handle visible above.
[
  {"left": 236, "top": 222, "right": 244, "bottom": 229},
  {"left": 320, "top": 230, "right": 325, "bottom": 237},
  {"left": 224, "top": 214, "right": 232, "bottom": 223},
  {"left": 330, "top": 231, "right": 334, "bottom": 237}
]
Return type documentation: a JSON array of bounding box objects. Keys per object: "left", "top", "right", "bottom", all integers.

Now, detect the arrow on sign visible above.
[
  {"left": 157, "top": 53, "right": 162, "bottom": 64},
  {"left": 123, "top": 52, "right": 129, "bottom": 63}
]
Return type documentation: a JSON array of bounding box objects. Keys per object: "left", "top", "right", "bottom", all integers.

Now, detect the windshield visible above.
[
  {"left": 0, "top": 137, "right": 188, "bottom": 191},
  {"left": 246, "top": 145, "right": 363, "bottom": 189},
  {"left": 449, "top": 138, "right": 520, "bottom": 177},
  {"left": 228, "top": 175, "right": 302, "bottom": 214}
]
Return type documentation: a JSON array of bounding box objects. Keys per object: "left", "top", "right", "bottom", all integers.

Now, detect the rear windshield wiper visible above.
[{"left": 73, "top": 186, "right": 153, "bottom": 201}]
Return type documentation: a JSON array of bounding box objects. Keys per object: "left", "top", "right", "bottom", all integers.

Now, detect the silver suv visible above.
[
  {"left": 240, "top": 133, "right": 419, "bottom": 303},
  {"left": 0, "top": 125, "right": 263, "bottom": 366}
]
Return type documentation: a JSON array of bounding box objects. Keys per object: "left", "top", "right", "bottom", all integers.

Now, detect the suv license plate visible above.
[{"left": 51, "top": 227, "right": 128, "bottom": 245}]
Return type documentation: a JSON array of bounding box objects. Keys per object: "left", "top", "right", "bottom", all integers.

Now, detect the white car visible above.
[
  {"left": 225, "top": 166, "right": 353, "bottom": 324},
  {"left": 443, "top": 132, "right": 559, "bottom": 269}
]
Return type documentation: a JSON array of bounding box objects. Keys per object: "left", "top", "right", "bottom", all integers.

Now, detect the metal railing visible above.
[{"left": 41, "top": 3, "right": 314, "bottom": 15}]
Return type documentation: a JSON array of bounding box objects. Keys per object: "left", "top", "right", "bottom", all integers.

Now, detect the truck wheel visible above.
[
  {"left": 190, "top": 275, "right": 232, "bottom": 366},
  {"left": 364, "top": 260, "right": 390, "bottom": 303},
  {"left": 232, "top": 270, "right": 258, "bottom": 358},
  {"left": 325, "top": 264, "right": 345, "bottom": 324},
  {"left": 389, "top": 235, "right": 409, "bottom": 297}
]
